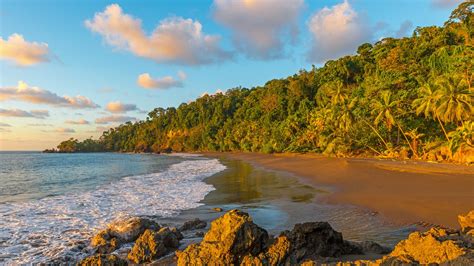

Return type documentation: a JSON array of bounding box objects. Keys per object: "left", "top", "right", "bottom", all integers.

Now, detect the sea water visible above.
[{"left": 0, "top": 152, "right": 225, "bottom": 264}]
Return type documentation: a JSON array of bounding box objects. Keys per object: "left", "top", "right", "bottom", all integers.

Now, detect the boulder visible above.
[
  {"left": 108, "top": 217, "right": 160, "bottom": 242},
  {"left": 90, "top": 229, "right": 119, "bottom": 254},
  {"left": 78, "top": 254, "right": 127, "bottom": 266},
  {"left": 212, "top": 207, "right": 224, "bottom": 212},
  {"left": 89, "top": 217, "right": 160, "bottom": 254},
  {"left": 128, "top": 227, "right": 182, "bottom": 264},
  {"left": 285, "top": 222, "right": 362, "bottom": 261},
  {"left": 180, "top": 218, "right": 207, "bottom": 231},
  {"left": 350, "top": 240, "right": 391, "bottom": 255},
  {"left": 176, "top": 209, "right": 269, "bottom": 265},
  {"left": 458, "top": 210, "right": 474, "bottom": 236},
  {"left": 379, "top": 227, "right": 471, "bottom": 264},
  {"left": 241, "top": 235, "right": 292, "bottom": 265}
]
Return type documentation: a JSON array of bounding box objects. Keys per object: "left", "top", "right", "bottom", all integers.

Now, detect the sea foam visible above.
[{"left": 0, "top": 156, "right": 225, "bottom": 264}]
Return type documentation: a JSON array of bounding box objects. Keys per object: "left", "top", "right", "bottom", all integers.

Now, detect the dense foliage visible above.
[{"left": 52, "top": 3, "right": 473, "bottom": 162}]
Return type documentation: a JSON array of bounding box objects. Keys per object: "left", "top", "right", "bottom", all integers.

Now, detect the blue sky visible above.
[{"left": 0, "top": 0, "right": 462, "bottom": 150}]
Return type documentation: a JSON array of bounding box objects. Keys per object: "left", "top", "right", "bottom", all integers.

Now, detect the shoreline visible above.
[{"left": 203, "top": 152, "right": 474, "bottom": 229}]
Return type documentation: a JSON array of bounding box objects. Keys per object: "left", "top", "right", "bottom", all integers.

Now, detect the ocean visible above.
[{"left": 0, "top": 152, "right": 225, "bottom": 264}]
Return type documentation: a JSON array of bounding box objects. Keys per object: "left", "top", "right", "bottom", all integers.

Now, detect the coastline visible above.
[{"left": 202, "top": 152, "right": 474, "bottom": 229}]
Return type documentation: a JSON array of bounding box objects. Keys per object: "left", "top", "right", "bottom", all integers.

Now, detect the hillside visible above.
[{"left": 51, "top": 2, "right": 473, "bottom": 163}]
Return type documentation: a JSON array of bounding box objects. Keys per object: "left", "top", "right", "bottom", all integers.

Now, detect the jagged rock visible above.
[
  {"left": 90, "top": 229, "right": 120, "bottom": 254},
  {"left": 176, "top": 209, "right": 269, "bottom": 265},
  {"left": 212, "top": 207, "right": 224, "bottom": 212},
  {"left": 379, "top": 227, "right": 471, "bottom": 264},
  {"left": 128, "top": 227, "right": 182, "bottom": 264},
  {"left": 241, "top": 235, "right": 292, "bottom": 265},
  {"left": 285, "top": 222, "right": 362, "bottom": 261},
  {"left": 459, "top": 210, "right": 474, "bottom": 236},
  {"left": 108, "top": 217, "right": 160, "bottom": 243},
  {"left": 180, "top": 218, "right": 207, "bottom": 231},
  {"left": 78, "top": 254, "right": 127, "bottom": 266},
  {"left": 89, "top": 217, "right": 160, "bottom": 254}
]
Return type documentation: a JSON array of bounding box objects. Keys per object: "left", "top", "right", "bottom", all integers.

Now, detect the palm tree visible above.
[
  {"left": 371, "top": 90, "right": 400, "bottom": 133},
  {"left": 412, "top": 82, "right": 450, "bottom": 141},
  {"left": 434, "top": 75, "right": 473, "bottom": 125}
]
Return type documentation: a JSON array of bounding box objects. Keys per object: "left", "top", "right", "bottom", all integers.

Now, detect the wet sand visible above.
[
  {"left": 164, "top": 157, "right": 413, "bottom": 247},
  {"left": 203, "top": 152, "right": 474, "bottom": 229}
]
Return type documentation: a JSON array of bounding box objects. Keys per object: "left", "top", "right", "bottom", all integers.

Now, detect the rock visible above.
[
  {"left": 78, "top": 254, "right": 127, "bottom": 266},
  {"left": 241, "top": 235, "right": 292, "bottom": 265},
  {"left": 108, "top": 217, "right": 160, "bottom": 243},
  {"left": 176, "top": 209, "right": 269, "bottom": 265},
  {"left": 349, "top": 240, "right": 391, "bottom": 254},
  {"left": 195, "top": 231, "right": 205, "bottom": 237},
  {"left": 90, "top": 229, "right": 120, "bottom": 254},
  {"left": 459, "top": 210, "right": 474, "bottom": 236},
  {"left": 128, "top": 227, "right": 182, "bottom": 264},
  {"left": 379, "top": 227, "right": 471, "bottom": 264},
  {"left": 212, "top": 207, "right": 224, "bottom": 212},
  {"left": 180, "top": 218, "right": 207, "bottom": 231},
  {"left": 285, "top": 222, "right": 362, "bottom": 261}
]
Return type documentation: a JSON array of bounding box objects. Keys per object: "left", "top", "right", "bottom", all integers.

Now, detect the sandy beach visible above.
[{"left": 204, "top": 152, "right": 474, "bottom": 228}]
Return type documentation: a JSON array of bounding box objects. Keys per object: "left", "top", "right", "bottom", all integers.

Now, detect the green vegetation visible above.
[{"left": 50, "top": 3, "right": 473, "bottom": 163}]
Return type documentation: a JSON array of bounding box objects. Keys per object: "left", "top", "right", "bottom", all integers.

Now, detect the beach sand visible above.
[{"left": 203, "top": 152, "right": 474, "bottom": 229}]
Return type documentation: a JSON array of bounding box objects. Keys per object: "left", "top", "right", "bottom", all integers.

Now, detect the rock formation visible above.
[
  {"left": 78, "top": 254, "right": 127, "bottom": 266},
  {"left": 127, "top": 227, "right": 182, "bottom": 264}
]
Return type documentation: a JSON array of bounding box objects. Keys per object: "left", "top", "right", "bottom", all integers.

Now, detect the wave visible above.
[{"left": 0, "top": 157, "right": 226, "bottom": 264}]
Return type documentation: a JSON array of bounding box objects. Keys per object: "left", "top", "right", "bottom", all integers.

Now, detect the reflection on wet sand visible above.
[{"left": 166, "top": 157, "right": 415, "bottom": 247}]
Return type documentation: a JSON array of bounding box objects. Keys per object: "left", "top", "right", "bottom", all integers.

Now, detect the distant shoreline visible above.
[{"left": 203, "top": 152, "right": 474, "bottom": 229}]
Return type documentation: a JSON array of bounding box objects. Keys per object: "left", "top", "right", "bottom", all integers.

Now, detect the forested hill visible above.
[{"left": 51, "top": 2, "right": 473, "bottom": 163}]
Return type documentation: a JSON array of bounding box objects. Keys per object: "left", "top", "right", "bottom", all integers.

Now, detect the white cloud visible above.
[
  {"left": 431, "top": 0, "right": 463, "bottom": 8},
  {"left": 213, "top": 0, "right": 304, "bottom": 59},
  {"left": 137, "top": 72, "right": 185, "bottom": 89},
  {"left": 0, "top": 81, "right": 99, "bottom": 109},
  {"left": 55, "top": 128, "right": 75, "bottom": 133},
  {"left": 0, "top": 108, "right": 49, "bottom": 119},
  {"left": 65, "top": 119, "right": 90, "bottom": 125},
  {"left": 105, "top": 101, "right": 138, "bottom": 113},
  {"left": 95, "top": 115, "right": 136, "bottom": 124},
  {"left": 0, "top": 34, "right": 50, "bottom": 66},
  {"left": 0, "top": 123, "right": 11, "bottom": 127},
  {"left": 200, "top": 89, "right": 225, "bottom": 97},
  {"left": 308, "top": 0, "right": 372, "bottom": 63},
  {"left": 85, "top": 4, "right": 231, "bottom": 65}
]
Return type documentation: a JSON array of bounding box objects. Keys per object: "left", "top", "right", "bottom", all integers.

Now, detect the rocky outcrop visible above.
[
  {"left": 459, "top": 210, "right": 474, "bottom": 236},
  {"left": 107, "top": 217, "right": 160, "bottom": 242},
  {"left": 78, "top": 254, "right": 127, "bottom": 266},
  {"left": 90, "top": 217, "right": 160, "bottom": 254},
  {"left": 378, "top": 227, "right": 472, "bottom": 265},
  {"left": 284, "top": 222, "right": 363, "bottom": 261},
  {"left": 128, "top": 227, "right": 182, "bottom": 264},
  {"left": 176, "top": 210, "right": 370, "bottom": 265},
  {"left": 176, "top": 209, "right": 269, "bottom": 265}
]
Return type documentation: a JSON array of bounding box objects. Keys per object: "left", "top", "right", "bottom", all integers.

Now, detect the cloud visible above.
[
  {"left": 0, "top": 122, "right": 11, "bottom": 127},
  {"left": 0, "top": 108, "right": 49, "bottom": 119},
  {"left": 213, "top": 0, "right": 304, "bottom": 59},
  {"left": 431, "top": 0, "right": 463, "bottom": 8},
  {"left": 395, "top": 20, "right": 413, "bottom": 38},
  {"left": 105, "top": 101, "right": 138, "bottom": 113},
  {"left": 95, "top": 115, "right": 136, "bottom": 124},
  {"left": 55, "top": 128, "right": 75, "bottom": 133},
  {"left": 200, "top": 89, "right": 225, "bottom": 97},
  {"left": 85, "top": 4, "right": 231, "bottom": 65},
  {"left": 308, "top": 0, "right": 372, "bottom": 63},
  {"left": 0, "top": 34, "right": 50, "bottom": 66},
  {"left": 0, "top": 81, "right": 100, "bottom": 109},
  {"left": 0, "top": 128, "right": 11, "bottom": 133},
  {"left": 28, "top": 123, "right": 53, "bottom": 127},
  {"left": 137, "top": 72, "right": 185, "bottom": 89},
  {"left": 65, "top": 119, "right": 90, "bottom": 125}
]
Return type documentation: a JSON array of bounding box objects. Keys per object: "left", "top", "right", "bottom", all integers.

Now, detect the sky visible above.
[{"left": 0, "top": 0, "right": 463, "bottom": 150}]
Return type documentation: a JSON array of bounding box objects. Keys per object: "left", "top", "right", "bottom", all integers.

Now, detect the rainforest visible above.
[{"left": 51, "top": 2, "right": 473, "bottom": 163}]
